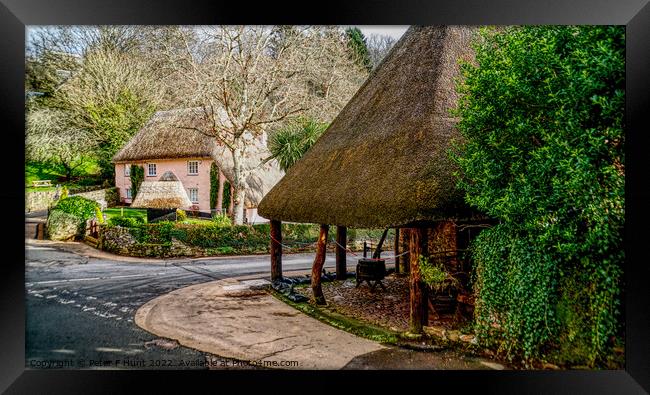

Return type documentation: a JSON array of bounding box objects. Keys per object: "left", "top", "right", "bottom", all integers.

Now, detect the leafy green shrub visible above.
[
  {"left": 212, "top": 213, "right": 232, "bottom": 227},
  {"left": 453, "top": 26, "right": 625, "bottom": 367},
  {"left": 53, "top": 196, "right": 99, "bottom": 221},
  {"left": 108, "top": 216, "right": 143, "bottom": 228},
  {"left": 176, "top": 209, "right": 187, "bottom": 222},
  {"left": 60, "top": 186, "right": 69, "bottom": 200},
  {"left": 419, "top": 256, "right": 460, "bottom": 293}
]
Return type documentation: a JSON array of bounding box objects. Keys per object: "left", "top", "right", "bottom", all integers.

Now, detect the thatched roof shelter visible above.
[
  {"left": 258, "top": 26, "right": 481, "bottom": 228},
  {"left": 131, "top": 171, "right": 193, "bottom": 209},
  {"left": 113, "top": 108, "right": 284, "bottom": 209}
]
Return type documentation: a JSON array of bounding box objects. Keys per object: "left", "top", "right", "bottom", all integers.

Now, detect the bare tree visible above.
[
  {"left": 26, "top": 108, "right": 97, "bottom": 181},
  {"left": 156, "top": 25, "right": 367, "bottom": 224},
  {"left": 366, "top": 34, "right": 397, "bottom": 69},
  {"left": 55, "top": 46, "right": 165, "bottom": 179}
]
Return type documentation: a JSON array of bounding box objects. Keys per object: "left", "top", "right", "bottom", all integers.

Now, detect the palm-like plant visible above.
[{"left": 268, "top": 117, "right": 329, "bottom": 172}]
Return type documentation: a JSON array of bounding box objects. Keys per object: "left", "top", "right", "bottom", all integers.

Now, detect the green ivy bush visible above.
[
  {"left": 453, "top": 26, "right": 624, "bottom": 367},
  {"left": 109, "top": 216, "right": 144, "bottom": 228},
  {"left": 53, "top": 196, "right": 99, "bottom": 221},
  {"left": 129, "top": 164, "right": 144, "bottom": 199}
]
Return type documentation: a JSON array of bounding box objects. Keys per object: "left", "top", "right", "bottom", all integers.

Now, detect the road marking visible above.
[
  {"left": 51, "top": 349, "right": 76, "bottom": 355},
  {"left": 26, "top": 272, "right": 168, "bottom": 285}
]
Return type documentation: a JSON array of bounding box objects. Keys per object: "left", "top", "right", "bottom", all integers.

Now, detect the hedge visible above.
[{"left": 100, "top": 220, "right": 398, "bottom": 258}]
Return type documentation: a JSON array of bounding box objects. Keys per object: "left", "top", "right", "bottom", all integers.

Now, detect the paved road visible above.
[{"left": 25, "top": 238, "right": 384, "bottom": 370}]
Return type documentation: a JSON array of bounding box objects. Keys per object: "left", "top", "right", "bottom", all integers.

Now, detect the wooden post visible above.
[
  {"left": 409, "top": 227, "right": 428, "bottom": 333},
  {"left": 311, "top": 224, "right": 329, "bottom": 305},
  {"left": 394, "top": 228, "right": 400, "bottom": 274},
  {"left": 270, "top": 220, "right": 282, "bottom": 281},
  {"left": 372, "top": 228, "right": 389, "bottom": 259},
  {"left": 336, "top": 226, "right": 347, "bottom": 280},
  {"left": 399, "top": 228, "right": 411, "bottom": 274}
]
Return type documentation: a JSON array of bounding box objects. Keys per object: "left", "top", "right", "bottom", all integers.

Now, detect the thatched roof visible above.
[
  {"left": 113, "top": 108, "right": 285, "bottom": 209},
  {"left": 131, "top": 171, "right": 193, "bottom": 209},
  {"left": 159, "top": 171, "right": 179, "bottom": 181},
  {"left": 112, "top": 108, "right": 216, "bottom": 162},
  {"left": 258, "top": 26, "right": 482, "bottom": 228}
]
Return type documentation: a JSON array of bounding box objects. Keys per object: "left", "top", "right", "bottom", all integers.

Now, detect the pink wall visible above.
[{"left": 115, "top": 158, "right": 213, "bottom": 213}]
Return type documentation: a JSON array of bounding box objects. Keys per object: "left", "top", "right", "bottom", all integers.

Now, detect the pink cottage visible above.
[{"left": 112, "top": 110, "right": 228, "bottom": 216}]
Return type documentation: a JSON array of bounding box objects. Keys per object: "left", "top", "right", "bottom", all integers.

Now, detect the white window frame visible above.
[
  {"left": 188, "top": 188, "right": 199, "bottom": 204},
  {"left": 124, "top": 164, "right": 130, "bottom": 177},
  {"left": 188, "top": 160, "right": 199, "bottom": 175},
  {"left": 126, "top": 188, "right": 132, "bottom": 199},
  {"left": 147, "top": 163, "right": 157, "bottom": 177}
]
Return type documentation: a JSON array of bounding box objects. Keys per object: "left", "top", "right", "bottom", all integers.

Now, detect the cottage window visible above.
[
  {"left": 188, "top": 161, "right": 199, "bottom": 175},
  {"left": 126, "top": 188, "right": 132, "bottom": 199},
  {"left": 189, "top": 188, "right": 199, "bottom": 204},
  {"left": 147, "top": 163, "right": 157, "bottom": 176},
  {"left": 124, "top": 165, "right": 130, "bottom": 177}
]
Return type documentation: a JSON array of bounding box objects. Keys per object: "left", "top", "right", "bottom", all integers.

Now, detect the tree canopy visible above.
[
  {"left": 345, "top": 27, "right": 372, "bottom": 71},
  {"left": 453, "top": 26, "right": 625, "bottom": 367}
]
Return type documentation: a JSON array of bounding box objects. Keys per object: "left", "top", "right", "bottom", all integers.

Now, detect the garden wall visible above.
[
  {"left": 99, "top": 224, "right": 209, "bottom": 258},
  {"left": 96, "top": 221, "right": 396, "bottom": 259},
  {"left": 25, "top": 190, "right": 58, "bottom": 212},
  {"left": 25, "top": 187, "right": 119, "bottom": 212}
]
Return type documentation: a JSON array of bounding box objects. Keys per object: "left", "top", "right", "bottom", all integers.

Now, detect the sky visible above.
[{"left": 354, "top": 26, "right": 409, "bottom": 40}]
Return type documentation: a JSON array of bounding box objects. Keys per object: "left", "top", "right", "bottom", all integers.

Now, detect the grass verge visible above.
[{"left": 270, "top": 288, "right": 399, "bottom": 345}]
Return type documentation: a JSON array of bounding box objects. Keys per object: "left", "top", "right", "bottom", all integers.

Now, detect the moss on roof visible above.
[
  {"left": 257, "top": 26, "right": 482, "bottom": 228},
  {"left": 112, "top": 108, "right": 216, "bottom": 162}
]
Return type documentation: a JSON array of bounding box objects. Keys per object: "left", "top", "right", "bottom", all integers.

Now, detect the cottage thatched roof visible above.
[
  {"left": 112, "top": 108, "right": 216, "bottom": 163},
  {"left": 258, "top": 26, "right": 481, "bottom": 228},
  {"left": 131, "top": 171, "right": 193, "bottom": 209},
  {"left": 113, "top": 108, "right": 285, "bottom": 209}
]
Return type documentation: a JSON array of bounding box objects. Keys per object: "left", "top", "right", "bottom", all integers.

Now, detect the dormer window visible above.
[{"left": 188, "top": 161, "right": 199, "bottom": 175}]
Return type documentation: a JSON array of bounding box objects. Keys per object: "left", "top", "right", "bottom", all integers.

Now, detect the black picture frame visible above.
[{"left": 2, "top": 0, "right": 649, "bottom": 393}]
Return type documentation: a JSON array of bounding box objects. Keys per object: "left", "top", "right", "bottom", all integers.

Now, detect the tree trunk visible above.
[
  {"left": 394, "top": 227, "right": 400, "bottom": 274},
  {"left": 231, "top": 146, "right": 246, "bottom": 225},
  {"left": 228, "top": 184, "right": 234, "bottom": 215},
  {"left": 233, "top": 187, "right": 246, "bottom": 225},
  {"left": 270, "top": 220, "right": 282, "bottom": 281},
  {"left": 61, "top": 162, "right": 72, "bottom": 182},
  {"left": 409, "top": 227, "right": 428, "bottom": 333},
  {"left": 216, "top": 170, "right": 226, "bottom": 214},
  {"left": 335, "top": 226, "right": 347, "bottom": 280},
  {"left": 311, "top": 224, "right": 329, "bottom": 305}
]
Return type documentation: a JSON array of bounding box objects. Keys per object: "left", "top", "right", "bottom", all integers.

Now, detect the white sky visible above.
[{"left": 354, "top": 26, "right": 409, "bottom": 40}]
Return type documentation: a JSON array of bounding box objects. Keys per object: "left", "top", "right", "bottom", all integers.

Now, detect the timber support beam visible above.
[
  {"left": 336, "top": 226, "right": 347, "bottom": 280},
  {"left": 409, "top": 227, "right": 428, "bottom": 333},
  {"left": 270, "top": 220, "right": 282, "bottom": 281},
  {"left": 311, "top": 224, "right": 329, "bottom": 305}
]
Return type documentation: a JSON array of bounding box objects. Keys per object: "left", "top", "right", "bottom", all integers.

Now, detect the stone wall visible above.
[
  {"left": 25, "top": 187, "right": 119, "bottom": 212},
  {"left": 74, "top": 188, "right": 119, "bottom": 209},
  {"left": 25, "top": 190, "right": 58, "bottom": 212},
  {"left": 98, "top": 225, "right": 204, "bottom": 258}
]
